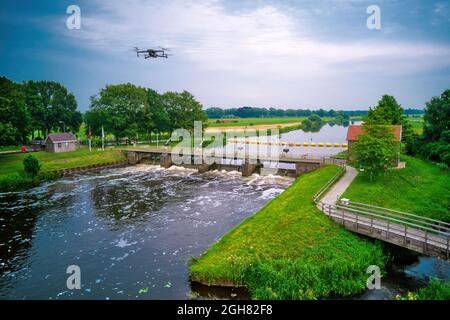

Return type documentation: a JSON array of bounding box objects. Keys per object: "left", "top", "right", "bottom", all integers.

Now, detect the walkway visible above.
[{"left": 320, "top": 166, "right": 357, "bottom": 205}]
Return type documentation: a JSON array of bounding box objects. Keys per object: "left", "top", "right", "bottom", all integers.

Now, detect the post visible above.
[
  {"left": 424, "top": 231, "right": 428, "bottom": 253},
  {"left": 404, "top": 225, "right": 407, "bottom": 245},
  {"left": 356, "top": 214, "right": 359, "bottom": 230},
  {"left": 387, "top": 221, "right": 390, "bottom": 239},
  {"left": 101, "top": 126, "right": 105, "bottom": 151}
]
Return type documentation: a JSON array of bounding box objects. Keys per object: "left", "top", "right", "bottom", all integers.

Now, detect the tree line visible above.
[
  {"left": 0, "top": 76, "right": 82, "bottom": 145},
  {"left": 0, "top": 76, "right": 208, "bottom": 146},
  {"left": 206, "top": 106, "right": 424, "bottom": 119}
]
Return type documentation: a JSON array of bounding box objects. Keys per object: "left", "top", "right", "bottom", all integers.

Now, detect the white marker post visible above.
[{"left": 101, "top": 126, "right": 105, "bottom": 151}]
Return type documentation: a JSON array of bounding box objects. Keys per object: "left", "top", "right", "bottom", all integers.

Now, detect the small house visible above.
[
  {"left": 346, "top": 125, "right": 402, "bottom": 165},
  {"left": 45, "top": 133, "right": 78, "bottom": 153}
]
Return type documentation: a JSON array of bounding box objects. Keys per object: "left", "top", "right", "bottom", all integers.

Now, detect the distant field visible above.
[
  {"left": 407, "top": 117, "right": 424, "bottom": 134},
  {"left": 207, "top": 117, "right": 306, "bottom": 127}
]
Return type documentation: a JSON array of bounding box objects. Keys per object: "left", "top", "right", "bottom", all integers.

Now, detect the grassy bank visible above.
[
  {"left": 190, "top": 166, "right": 386, "bottom": 299},
  {"left": 0, "top": 148, "right": 126, "bottom": 190},
  {"left": 397, "top": 279, "right": 450, "bottom": 300},
  {"left": 342, "top": 155, "right": 450, "bottom": 221}
]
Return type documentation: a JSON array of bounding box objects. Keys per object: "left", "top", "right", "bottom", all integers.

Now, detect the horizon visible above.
[{"left": 1, "top": 0, "right": 449, "bottom": 111}]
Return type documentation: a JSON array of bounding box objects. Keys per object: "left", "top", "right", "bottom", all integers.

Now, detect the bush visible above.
[{"left": 23, "top": 154, "right": 41, "bottom": 178}]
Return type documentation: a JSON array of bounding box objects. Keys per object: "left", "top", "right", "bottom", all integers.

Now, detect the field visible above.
[
  {"left": 207, "top": 117, "right": 306, "bottom": 128},
  {"left": 190, "top": 165, "right": 386, "bottom": 299},
  {"left": 0, "top": 147, "right": 126, "bottom": 190},
  {"left": 406, "top": 116, "right": 424, "bottom": 134},
  {"left": 342, "top": 155, "right": 450, "bottom": 221}
]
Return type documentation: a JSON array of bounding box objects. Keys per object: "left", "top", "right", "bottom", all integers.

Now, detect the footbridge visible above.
[{"left": 314, "top": 166, "right": 450, "bottom": 260}]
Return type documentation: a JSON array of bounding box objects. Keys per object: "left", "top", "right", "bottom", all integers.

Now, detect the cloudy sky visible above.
[{"left": 1, "top": 0, "right": 449, "bottom": 111}]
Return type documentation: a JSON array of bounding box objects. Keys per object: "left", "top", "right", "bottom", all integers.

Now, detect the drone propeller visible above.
[{"left": 159, "top": 46, "right": 171, "bottom": 51}]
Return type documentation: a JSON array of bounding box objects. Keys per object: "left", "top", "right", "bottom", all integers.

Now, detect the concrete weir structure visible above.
[{"left": 123, "top": 147, "right": 345, "bottom": 177}]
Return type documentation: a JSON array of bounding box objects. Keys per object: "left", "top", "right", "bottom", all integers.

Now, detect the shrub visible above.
[{"left": 23, "top": 154, "right": 41, "bottom": 178}]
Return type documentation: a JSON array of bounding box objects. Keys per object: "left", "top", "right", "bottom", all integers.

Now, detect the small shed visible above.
[
  {"left": 45, "top": 133, "right": 78, "bottom": 153},
  {"left": 346, "top": 125, "right": 402, "bottom": 164}
]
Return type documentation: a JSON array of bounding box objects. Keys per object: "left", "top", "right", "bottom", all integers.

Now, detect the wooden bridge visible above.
[
  {"left": 313, "top": 166, "right": 450, "bottom": 260},
  {"left": 122, "top": 147, "right": 346, "bottom": 177}
]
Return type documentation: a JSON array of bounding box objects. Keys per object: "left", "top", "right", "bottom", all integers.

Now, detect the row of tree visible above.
[
  {"left": 0, "top": 76, "right": 82, "bottom": 145},
  {"left": 84, "top": 84, "right": 208, "bottom": 143},
  {"left": 206, "top": 106, "right": 424, "bottom": 119}
]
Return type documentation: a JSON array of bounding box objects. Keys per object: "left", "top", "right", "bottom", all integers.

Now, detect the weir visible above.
[{"left": 122, "top": 147, "right": 345, "bottom": 177}]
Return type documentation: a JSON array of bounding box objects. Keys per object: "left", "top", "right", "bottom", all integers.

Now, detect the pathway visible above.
[{"left": 320, "top": 165, "right": 357, "bottom": 205}]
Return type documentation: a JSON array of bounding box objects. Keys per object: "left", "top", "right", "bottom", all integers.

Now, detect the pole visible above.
[
  {"left": 89, "top": 126, "right": 92, "bottom": 152},
  {"left": 102, "top": 126, "right": 105, "bottom": 151}
]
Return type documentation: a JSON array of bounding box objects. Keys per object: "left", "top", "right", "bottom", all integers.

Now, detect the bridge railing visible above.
[
  {"left": 339, "top": 201, "right": 450, "bottom": 235},
  {"left": 322, "top": 202, "right": 450, "bottom": 254},
  {"left": 313, "top": 165, "right": 346, "bottom": 203}
]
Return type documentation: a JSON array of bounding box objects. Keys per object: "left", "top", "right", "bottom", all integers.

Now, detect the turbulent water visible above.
[{"left": 0, "top": 165, "right": 292, "bottom": 299}]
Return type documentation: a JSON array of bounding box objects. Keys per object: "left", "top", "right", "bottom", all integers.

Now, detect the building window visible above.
[{"left": 58, "top": 143, "right": 62, "bottom": 148}]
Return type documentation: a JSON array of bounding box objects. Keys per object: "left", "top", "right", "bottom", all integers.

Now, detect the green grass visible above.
[
  {"left": 190, "top": 166, "right": 386, "bottom": 299},
  {"left": 0, "top": 147, "right": 126, "bottom": 190},
  {"left": 342, "top": 155, "right": 450, "bottom": 221},
  {"left": 207, "top": 117, "right": 306, "bottom": 127},
  {"left": 397, "top": 279, "right": 450, "bottom": 300},
  {"left": 408, "top": 117, "right": 424, "bottom": 134},
  {"left": 0, "top": 145, "right": 22, "bottom": 152}
]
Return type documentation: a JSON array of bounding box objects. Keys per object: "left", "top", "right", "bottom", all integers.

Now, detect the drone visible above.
[{"left": 134, "top": 47, "right": 171, "bottom": 59}]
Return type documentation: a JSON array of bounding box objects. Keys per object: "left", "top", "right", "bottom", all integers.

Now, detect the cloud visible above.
[
  {"left": 48, "top": 0, "right": 450, "bottom": 108},
  {"left": 60, "top": 0, "right": 450, "bottom": 77}
]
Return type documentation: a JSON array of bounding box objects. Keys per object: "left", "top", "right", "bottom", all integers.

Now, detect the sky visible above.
[{"left": 0, "top": 0, "right": 449, "bottom": 111}]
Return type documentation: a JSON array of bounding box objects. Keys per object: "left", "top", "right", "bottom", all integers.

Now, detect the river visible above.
[{"left": 0, "top": 165, "right": 292, "bottom": 299}]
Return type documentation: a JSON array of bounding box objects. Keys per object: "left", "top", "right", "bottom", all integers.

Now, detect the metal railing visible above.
[
  {"left": 312, "top": 165, "right": 346, "bottom": 203},
  {"left": 322, "top": 202, "right": 450, "bottom": 256}
]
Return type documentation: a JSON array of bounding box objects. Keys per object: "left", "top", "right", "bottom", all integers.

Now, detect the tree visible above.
[
  {"left": 162, "top": 90, "right": 207, "bottom": 131},
  {"left": 88, "top": 83, "right": 149, "bottom": 143},
  {"left": 423, "top": 90, "right": 450, "bottom": 143},
  {"left": 23, "top": 154, "right": 41, "bottom": 178},
  {"left": 147, "top": 89, "right": 170, "bottom": 134},
  {"left": 0, "top": 76, "right": 30, "bottom": 145},
  {"left": 364, "top": 94, "right": 416, "bottom": 154},
  {"left": 420, "top": 90, "right": 450, "bottom": 165},
  {"left": 352, "top": 125, "right": 397, "bottom": 181},
  {"left": 23, "top": 80, "right": 82, "bottom": 137}
]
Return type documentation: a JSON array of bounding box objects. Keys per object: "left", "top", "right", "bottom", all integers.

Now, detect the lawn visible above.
[
  {"left": 0, "top": 147, "right": 126, "bottom": 190},
  {"left": 342, "top": 155, "right": 450, "bottom": 222},
  {"left": 190, "top": 165, "right": 386, "bottom": 299}
]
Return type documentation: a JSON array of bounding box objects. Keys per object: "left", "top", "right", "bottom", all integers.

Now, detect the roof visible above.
[
  {"left": 45, "top": 133, "right": 77, "bottom": 143},
  {"left": 346, "top": 125, "right": 402, "bottom": 142}
]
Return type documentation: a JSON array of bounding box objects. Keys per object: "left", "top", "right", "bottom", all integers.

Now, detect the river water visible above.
[{"left": 0, "top": 165, "right": 292, "bottom": 299}]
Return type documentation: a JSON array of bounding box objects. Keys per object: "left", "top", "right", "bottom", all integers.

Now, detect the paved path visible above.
[{"left": 320, "top": 165, "right": 358, "bottom": 205}]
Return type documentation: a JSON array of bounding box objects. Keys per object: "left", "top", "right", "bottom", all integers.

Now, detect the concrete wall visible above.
[{"left": 46, "top": 141, "right": 77, "bottom": 153}]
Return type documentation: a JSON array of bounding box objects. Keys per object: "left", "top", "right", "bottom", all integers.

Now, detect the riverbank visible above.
[
  {"left": 0, "top": 148, "right": 127, "bottom": 190},
  {"left": 342, "top": 155, "right": 450, "bottom": 222},
  {"left": 190, "top": 165, "right": 387, "bottom": 299}
]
